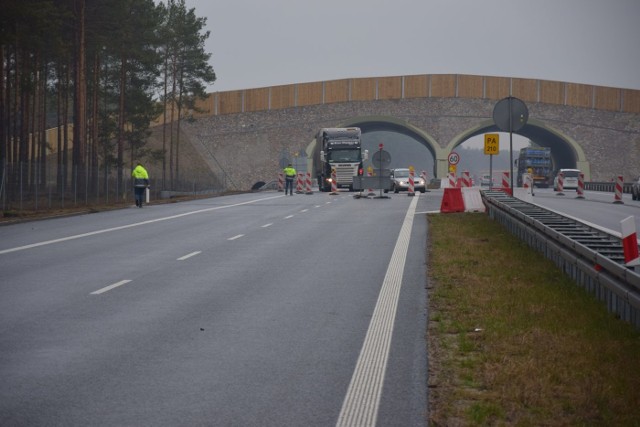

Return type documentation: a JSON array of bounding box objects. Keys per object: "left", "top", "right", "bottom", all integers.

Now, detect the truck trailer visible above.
[{"left": 313, "top": 128, "right": 367, "bottom": 192}]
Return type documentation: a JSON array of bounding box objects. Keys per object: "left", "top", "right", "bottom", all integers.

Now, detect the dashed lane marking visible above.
[
  {"left": 91, "top": 280, "right": 132, "bottom": 295},
  {"left": 177, "top": 251, "right": 201, "bottom": 261}
]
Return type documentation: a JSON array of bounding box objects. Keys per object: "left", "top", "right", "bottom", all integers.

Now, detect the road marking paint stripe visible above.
[
  {"left": 91, "top": 280, "right": 132, "bottom": 295},
  {"left": 261, "top": 223, "right": 273, "bottom": 228},
  {"left": 177, "top": 251, "right": 201, "bottom": 261},
  {"left": 300, "top": 209, "right": 309, "bottom": 213},
  {"left": 284, "top": 215, "right": 294, "bottom": 219},
  {"left": 0, "top": 195, "right": 284, "bottom": 255},
  {"left": 228, "top": 234, "right": 244, "bottom": 241},
  {"left": 336, "top": 195, "right": 419, "bottom": 427}
]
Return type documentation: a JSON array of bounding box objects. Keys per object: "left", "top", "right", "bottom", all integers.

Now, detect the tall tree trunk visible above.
[
  {"left": 162, "top": 52, "right": 168, "bottom": 190},
  {"left": 73, "top": 0, "right": 87, "bottom": 196},
  {"left": 117, "top": 55, "right": 126, "bottom": 196},
  {"left": 0, "top": 45, "right": 6, "bottom": 186},
  {"left": 62, "top": 64, "right": 70, "bottom": 194},
  {"left": 90, "top": 52, "right": 100, "bottom": 195},
  {"left": 39, "top": 63, "right": 47, "bottom": 188},
  {"left": 169, "top": 59, "right": 176, "bottom": 189}
]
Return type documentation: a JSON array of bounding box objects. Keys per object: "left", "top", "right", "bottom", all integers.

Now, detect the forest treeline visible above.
[{"left": 0, "top": 0, "right": 216, "bottom": 195}]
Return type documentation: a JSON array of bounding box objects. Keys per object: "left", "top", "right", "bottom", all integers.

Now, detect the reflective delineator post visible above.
[
  {"left": 462, "top": 170, "right": 471, "bottom": 188},
  {"left": 613, "top": 175, "right": 624, "bottom": 204},
  {"left": 278, "top": 172, "right": 284, "bottom": 192},
  {"left": 501, "top": 171, "right": 511, "bottom": 195},
  {"left": 295, "top": 173, "right": 303, "bottom": 194},
  {"left": 576, "top": 172, "right": 585, "bottom": 199},
  {"left": 408, "top": 166, "right": 415, "bottom": 197},
  {"left": 621, "top": 216, "right": 640, "bottom": 267},
  {"left": 305, "top": 172, "right": 313, "bottom": 194},
  {"left": 330, "top": 168, "right": 339, "bottom": 195},
  {"left": 556, "top": 172, "right": 565, "bottom": 196},
  {"left": 448, "top": 172, "right": 456, "bottom": 188},
  {"left": 522, "top": 173, "right": 533, "bottom": 196}
]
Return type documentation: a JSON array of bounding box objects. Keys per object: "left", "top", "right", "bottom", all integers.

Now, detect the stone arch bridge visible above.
[{"left": 177, "top": 74, "right": 640, "bottom": 190}]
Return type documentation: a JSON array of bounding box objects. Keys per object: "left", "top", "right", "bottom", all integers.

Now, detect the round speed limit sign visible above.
[{"left": 448, "top": 151, "right": 460, "bottom": 165}]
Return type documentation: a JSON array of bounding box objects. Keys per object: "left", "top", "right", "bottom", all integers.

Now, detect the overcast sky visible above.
[{"left": 182, "top": 0, "right": 640, "bottom": 93}]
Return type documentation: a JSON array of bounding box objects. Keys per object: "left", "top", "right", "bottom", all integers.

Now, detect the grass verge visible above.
[{"left": 427, "top": 213, "right": 640, "bottom": 426}]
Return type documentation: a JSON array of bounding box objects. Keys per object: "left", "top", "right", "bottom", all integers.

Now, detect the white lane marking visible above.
[
  {"left": 284, "top": 215, "right": 294, "bottom": 219},
  {"left": 0, "top": 195, "right": 284, "bottom": 255},
  {"left": 177, "top": 251, "right": 201, "bottom": 261},
  {"left": 91, "top": 280, "right": 132, "bottom": 295},
  {"left": 300, "top": 209, "right": 309, "bottom": 213},
  {"left": 261, "top": 223, "right": 273, "bottom": 228},
  {"left": 228, "top": 234, "right": 244, "bottom": 241},
  {"left": 336, "top": 195, "right": 419, "bottom": 427},
  {"left": 315, "top": 205, "right": 322, "bottom": 208}
]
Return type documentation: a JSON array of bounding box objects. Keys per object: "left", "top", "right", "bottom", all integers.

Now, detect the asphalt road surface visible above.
[{"left": 0, "top": 190, "right": 442, "bottom": 426}]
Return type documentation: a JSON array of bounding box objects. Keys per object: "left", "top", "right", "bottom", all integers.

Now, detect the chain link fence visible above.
[{"left": 0, "top": 161, "right": 226, "bottom": 214}]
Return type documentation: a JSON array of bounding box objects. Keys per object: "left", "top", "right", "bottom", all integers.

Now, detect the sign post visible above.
[
  {"left": 447, "top": 152, "right": 460, "bottom": 188},
  {"left": 493, "top": 97, "right": 529, "bottom": 193}
]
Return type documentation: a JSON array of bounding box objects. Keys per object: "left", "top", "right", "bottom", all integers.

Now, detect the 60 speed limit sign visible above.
[{"left": 447, "top": 151, "right": 460, "bottom": 165}]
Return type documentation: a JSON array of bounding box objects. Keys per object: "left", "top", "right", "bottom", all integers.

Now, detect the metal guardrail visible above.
[
  {"left": 585, "top": 181, "right": 634, "bottom": 193},
  {"left": 481, "top": 190, "right": 640, "bottom": 329}
]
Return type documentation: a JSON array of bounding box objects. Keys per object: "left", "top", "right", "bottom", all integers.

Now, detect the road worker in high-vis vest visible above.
[
  {"left": 283, "top": 163, "right": 296, "bottom": 196},
  {"left": 132, "top": 162, "right": 149, "bottom": 207}
]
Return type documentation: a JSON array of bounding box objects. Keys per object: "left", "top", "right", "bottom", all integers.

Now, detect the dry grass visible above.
[{"left": 427, "top": 213, "right": 640, "bottom": 426}]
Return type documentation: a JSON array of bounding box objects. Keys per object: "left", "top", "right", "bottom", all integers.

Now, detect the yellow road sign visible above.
[{"left": 484, "top": 133, "right": 499, "bottom": 155}]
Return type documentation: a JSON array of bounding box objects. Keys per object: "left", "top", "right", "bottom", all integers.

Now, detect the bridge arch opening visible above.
[
  {"left": 342, "top": 116, "right": 441, "bottom": 179},
  {"left": 446, "top": 119, "right": 590, "bottom": 180}
]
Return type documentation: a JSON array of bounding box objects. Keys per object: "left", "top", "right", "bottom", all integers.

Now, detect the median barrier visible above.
[
  {"left": 461, "top": 188, "right": 485, "bottom": 212},
  {"left": 440, "top": 187, "right": 465, "bottom": 213}
]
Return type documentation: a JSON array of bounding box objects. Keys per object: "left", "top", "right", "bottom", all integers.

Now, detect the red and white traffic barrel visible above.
[
  {"left": 556, "top": 172, "right": 565, "bottom": 196},
  {"left": 576, "top": 172, "right": 585, "bottom": 199},
  {"left": 613, "top": 175, "right": 624, "bottom": 204},
  {"left": 621, "top": 216, "right": 640, "bottom": 267}
]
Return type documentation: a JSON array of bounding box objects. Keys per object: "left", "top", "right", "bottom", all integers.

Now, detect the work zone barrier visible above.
[
  {"left": 577, "top": 172, "right": 585, "bottom": 199},
  {"left": 296, "top": 173, "right": 304, "bottom": 194},
  {"left": 330, "top": 169, "right": 339, "bottom": 195},
  {"left": 305, "top": 172, "right": 313, "bottom": 194},
  {"left": 614, "top": 175, "right": 624, "bottom": 204},
  {"left": 278, "top": 172, "right": 284, "bottom": 192},
  {"left": 556, "top": 172, "right": 565, "bottom": 195},
  {"left": 407, "top": 168, "right": 415, "bottom": 196},
  {"left": 440, "top": 187, "right": 485, "bottom": 213},
  {"left": 461, "top": 171, "right": 471, "bottom": 188}
]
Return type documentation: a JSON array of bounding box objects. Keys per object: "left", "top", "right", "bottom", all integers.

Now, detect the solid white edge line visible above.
[
  {"left": 91, "top": 280, "right": 132, "bottom": 295},
  {"left": 177, "top": 251, "right": 201, "bottom": 261},
  {"left": 336, "top": 195, "right": 419, "bottom": 427}
]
